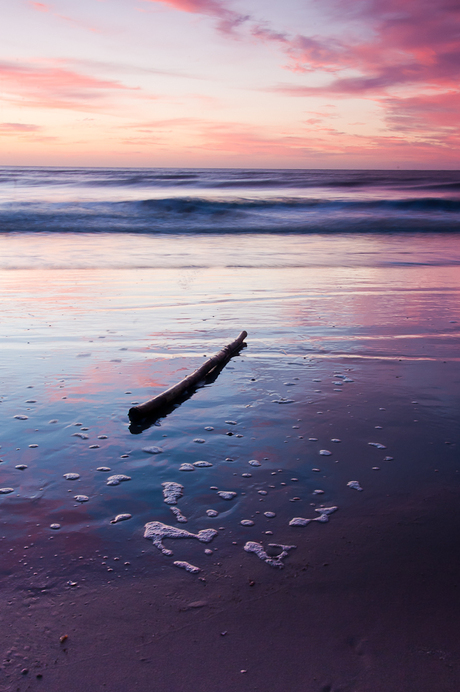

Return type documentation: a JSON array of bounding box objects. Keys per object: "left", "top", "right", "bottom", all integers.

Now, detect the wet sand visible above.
[{"left": 1, "top": 233, "right": 460, "bottom": 691}]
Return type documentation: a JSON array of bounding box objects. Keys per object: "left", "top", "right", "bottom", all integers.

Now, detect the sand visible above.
[{"left": 0, "top": 232, "right": 460, "bottom": 691}]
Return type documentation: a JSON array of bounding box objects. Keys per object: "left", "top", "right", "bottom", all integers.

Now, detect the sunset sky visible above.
[{"left": 1, "top": 0, "right": 459, "bottom": 168}]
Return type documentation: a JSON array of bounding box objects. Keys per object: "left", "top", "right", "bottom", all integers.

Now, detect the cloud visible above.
[
  {"left": 0, "top": 60, "right": 138, "bottom": 110},
  {"left": 29, "top": 1, "right": 103, "bottom": 33},
  {"left": 0, "top": 122, "right": 42, "bottom": 133},
  {"left": 145, "top": 0, "right": 249, "bottom": 34}
]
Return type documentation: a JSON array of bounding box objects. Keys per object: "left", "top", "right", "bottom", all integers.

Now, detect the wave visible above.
[
  {"left": 1, "top": 194, "right": 460, "bottom": 234},
  {"left": 2, "top": 166, "right": 460, "bottom": 193}
]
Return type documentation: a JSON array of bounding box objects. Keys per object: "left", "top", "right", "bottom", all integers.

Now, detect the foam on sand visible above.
[
  {"left": 217, "top": 491, "right": 237, "bottom": 500},
  {"left": 106, "top": 474, "right": 131, "bottom": 486},
  {"left": 110, "top": 513, "right": 132, "bottom": 524},
  {"left": 289, "top": 506, "right": 338, "bottom": 526},
  {"left": 244, "top": 541, "right": 296, "bottom": 568},
  {"left": 179, "top": 463, "right": 195, "bottom": 472},
  {"left": 173, "top": 561, "right": 201, "bottom": 574},
  {"left": 144, "top": 521, "right": 218, "bottom": 555},
  {"left": 162, "top": 482, "right": 184, "bottom": 505},
  {"left": 170, "top": 506, "right": 188, "bottom": 523}
]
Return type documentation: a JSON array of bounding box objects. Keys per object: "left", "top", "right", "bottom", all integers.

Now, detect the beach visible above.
[{"left": 1, "top": 169, "right": 460, "bottom": 691}]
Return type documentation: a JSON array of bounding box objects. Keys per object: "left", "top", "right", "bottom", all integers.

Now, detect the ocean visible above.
[{"left": 0, "top": 166, "right": 459, "bottom": 691}]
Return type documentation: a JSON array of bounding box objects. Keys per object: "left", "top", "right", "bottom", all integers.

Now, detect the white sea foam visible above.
[
  {"left": 290, "top": 506, "right": 338, "bottom": 526},
  {"left": 106, "top": 474, "right": 131, "bottom": 486},
  {"left": 170, "top": 506, "right": 187, "bottom": 523},
  {"left": 162, "top": 482, "right": 184, "bottom": 504},
  {"left": 174, "top": 561, "right": 201, "bottom": 573},
  {"left": 244, "top": 541, "right": 296, "bottom": 568},
  {"left": 289, "top": 517, "right": 311, "bottom": 526},
  {"left": 110, "top": 513, "right": 132, "bottom": 524},
  {"left": 144, "top": 521, "right": 218, "bottom": 555},
  {"left": 179, "top": 463, "right": 195, "bottom": 472},
  {"left": 217, "top": 491, "right": 237, "bottom": 500}
]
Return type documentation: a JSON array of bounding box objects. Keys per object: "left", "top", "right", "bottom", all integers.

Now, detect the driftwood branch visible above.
[{"left": 128, "top": 331, "right": 247, "bottom": 422}]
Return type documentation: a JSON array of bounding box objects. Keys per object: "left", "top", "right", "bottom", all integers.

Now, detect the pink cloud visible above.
[
  {"left": 0, "top": 60, "right": 137, "bottom": 109},
  {"left": 0, "top": 122, "right": 42, "bottom": 133},
  {"left": 145, "top": 0, "right": 249, "bottom": 33},
  {"left": 30, "top": 2, "right": 50, "bottom": 11}
]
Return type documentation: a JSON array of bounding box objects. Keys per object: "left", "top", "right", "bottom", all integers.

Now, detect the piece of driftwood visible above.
[{"left": 128, "top": 331, "right": 247, "bottom": 422}]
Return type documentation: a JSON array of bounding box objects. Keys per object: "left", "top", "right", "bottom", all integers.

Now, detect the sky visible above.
[{"left": 0, "top": 0, "right": 459, "bottom": 168}]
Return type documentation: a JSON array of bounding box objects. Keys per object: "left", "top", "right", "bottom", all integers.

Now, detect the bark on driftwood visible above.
[{"left": 128, "top": 331, "right": 247, "bottom": 422}]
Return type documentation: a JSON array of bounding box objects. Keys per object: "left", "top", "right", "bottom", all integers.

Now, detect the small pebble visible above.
[
  {"left": 331, "top": 438, "right": 341, "bottom": 443},
  {"left": 98, "top": 435, "right": 108, "bottom": 439},
  {"left": 193, "top": 461, "right": 213, "bottom": 467},
  {"left": 74, "top": 495, "right": 89, "bottom": 502},
  {"left": 0, "top": 488, "right": 14, "bottom": 495},
  {"left": 258, "top": 490, "right": 268, "bottom": 495},
  {"left": 204, "top": 426, "right": 214, "bottom": 431},
  {"left": 15, "top": 464, "right": 28, "bottom": 470},
  {"left": 206, "top": 509, "right": 219, "bottom": 517},
  {"left": 308, "top": 437, "right": 318, "bottom": 441},
  {"left": 383, "top": 456, "right": 394, "bottom": 461},
  {"left": 319, "top": 450, "right": 331, "bottom": 456},
  {"left": 242, "top": 473, "right": 252, "bottom": 478},
  {"left": 347, "top": 480, "right": 363, "bottom": 491},
  {"left": 89, "top": 445, "right": 100, "bottom": 449},
  {"left": 240, "top": 520, "right": 254, "bottom": 526},
  {"left": 264, "top": 511, "right": 276, "bottom": 518},
  {"left": 50, "top": 523, "right": 61, "bottom": 530},
  {"left": 29, "top": 443, "right": 38, "bottom": 448},
  {"left": 142, "top": 446, "right": 163, "bottom": 454},
  {"left": 14, "top": 415, "right": 28, "bottom": 420},
  {"left": 97, "top": 467, "right": 111, "bottom": 472},
  {"left": 225, "top": 420, "right": 237, "bottom": 425},
  {"left": 248, "top": 459, "right": 261, "bottom": 467},
  {"left": 193, "top": 438, "right": 206, "bottom": 444},
  {"left": 313, "top": 489, "right": 324, "bottom": 495},
  {"left": 312, "top": 468, "right": 321, "bottom": 472},
  {"left": 63, "top": 473, "right": 80, "bottom": 480}
]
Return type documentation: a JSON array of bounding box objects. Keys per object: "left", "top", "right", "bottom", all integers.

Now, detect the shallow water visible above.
[{"left": 0, "top": 231, "right": 459, "bottom": 588}]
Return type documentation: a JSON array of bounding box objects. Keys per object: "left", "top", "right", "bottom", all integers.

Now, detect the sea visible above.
[{"left": 0, "top": 166, "right": 459, "bottom": 591}]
